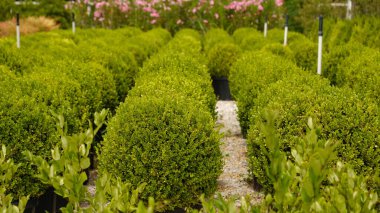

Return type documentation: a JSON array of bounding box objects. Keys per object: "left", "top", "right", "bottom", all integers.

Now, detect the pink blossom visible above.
[
  {"left": 150, "top": 11, "right": 160, "bottom": 18},
  {"left": 258, "top": 4, "right": 264, "bottom": 11},
  {"left": 203, "top": 19, "right": 208, "bottom": 24},
  {"left": 136, "top": 0, "right": 147, "bottom": 6},
  {"left": 176, "top": 19, "right": 183, "bottom": 25},
  {"left": 275, "top": 0, "right": 284, "bottom": 7},
  {"left": 151, "top": 19, "right": 157, "bottom": 24},
  {"left": 94, "top": 10, "right": 102, "bottom": 18},
  {"left": 214, "top": 13, "right": 219, "bottom": 19}
]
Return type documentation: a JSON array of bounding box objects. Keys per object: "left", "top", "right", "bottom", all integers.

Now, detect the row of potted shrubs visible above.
[
  {"left": 221, "top": 27, "right": 379, "bottom": 210},
  {"left": 0, "top": 27, "right": 171, "bottom": 201},
  {"left": 203, "top": 26, "right": 379, "bottom": 108},
  {"left": 97, "top": 28, "right": 223, "bottom": 211}
]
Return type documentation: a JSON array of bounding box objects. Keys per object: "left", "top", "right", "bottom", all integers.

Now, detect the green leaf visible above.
[{"left": 80, "top": 158, "right": 91, "bottom": 170}]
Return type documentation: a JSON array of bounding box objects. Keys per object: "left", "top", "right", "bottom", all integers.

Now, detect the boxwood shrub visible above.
[
  {"left": 98, "top": 95, "right": 222, "bottom": 210},
  {"left": 232, "top": 27, "right": 277, "bottom": 51},
  {"left": 323, "top": 42, "right": 368, "bottom": 86},
  {"left": 335, "top": 47, "right": 380, "bottom": 104},
  {"left": 266, "top": 28, "right": 307, "bottom": 46},
  {"left": 17, "top": 70, "right": 90, "bottom": 133},
  {"left": 288, "top": 38, "right": 318, "bottom": 72},
  {"left": 261, "top": 43, "right": 294, "bottom": 62},
  {"left": 232, "top": 28, "right": 262, "bottom": 46},
  {"left": 43, "top": 61, "right": 119, "bottom": 113},
  {"left": 203, "top": 28, "right": 242, "bottom": 78},
  {"left": 203, "top": 28, "right": 234, "bottom": 52},
  {"left": 0, "top": 80, "right": 58, "bottom": 198},
  {"left": 229, "top": 51, "right": 303, "bottom": 136},
  {"left": 247, "top": 73, "right": 380, "bottom": 192},
  {"left": 98, "top": 29, "right": 221, "bottom": 210},
  {"left": 207, "top": 42, "right": 241, "bottom": 78},
  {"left": 131, "top": 72, "right": 216, "bottom": 117}
]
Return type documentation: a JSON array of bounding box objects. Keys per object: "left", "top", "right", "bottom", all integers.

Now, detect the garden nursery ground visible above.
[{"left": 0, "top": 15, "right": 379, "bottom": 213}]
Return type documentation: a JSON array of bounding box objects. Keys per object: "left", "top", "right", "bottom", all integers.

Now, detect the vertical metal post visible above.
[
  {"left": 16, "top": 13, "right": 20, "bottom": 48},
  {"left": 284, "top": 15, "right": 289, "bottom": 46},
  {"left": 264, "top": 16, "right": 268, "bottom": 38},
  {"left": 317, "top": 16, "right": 323, "bottom": 75}
]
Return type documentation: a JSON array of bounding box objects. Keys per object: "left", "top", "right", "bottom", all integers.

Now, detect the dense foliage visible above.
[
  {"left": 0, "top": 27, "right": 170, "bottom": 198},
  {"left": 98, "top": 30, "right": 222, "bottom": 211},
  {"left": 203, "top": 28, "right": 241, "bottom": 78}
]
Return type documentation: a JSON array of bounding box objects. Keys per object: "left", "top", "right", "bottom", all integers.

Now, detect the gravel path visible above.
[{"left": 215, "top": 101, "right": 264, "bottom": 205}]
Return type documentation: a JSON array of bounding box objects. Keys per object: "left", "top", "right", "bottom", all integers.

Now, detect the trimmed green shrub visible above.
[
  {"left": 266, "top": 28, "right": 307, "bottom": 46},
  {"left": 336, "top": 47, "right": 380, "bottom": 104},
  {"left": 324, "top": 42, "right": 368, "bottom": 85},
  {"left": 288, "top": 38, "right": 318, "bottom": 72},
  {"left": 127, "top": 28, "right": 172, "bottom": 60},
  {"left": 203, "top": 28, "right": 234, "bottom": 52},
  {"left": 0, "top": 65, "right": 15, "bottom": 81},
  {"left": 261, "top": 43, "right": 294, "bottom": 61},
  {"left": 229, "top": 51, "right": 303, "bottom": 136},
  {"left": 232, "top": 28, "right": 262, "bottom": 46},
  {"left": 130, "top": 72, "right": 216, "bottom": 117},
  {"left": 17, "top": 71, "right": 89, "bottom": 133},
  {"left": 98, "top": 95, "right": 223, "bottom": 210},
  {"left": 207, "top": 43, "right": 241, "bottom": 78},
  {"left": 203, "top": 28, "right": 241, "bottom": 78},
  {"left": 0, "top": 80, "right": 58, "bottom": 198},
  {"left": 0, "top": 39, "right": 35, "bottom": 74},
  {"left": 350, "top": 17, "right": 380, "bottom": 50},
  {"left": 239, "top": 34, "right": 270, "bottom": 51},
  {"left": 247, "top": 73, "right": 380, "bottom": 192},
  {"left": 75, "top": 44, "right": 138, "bottom": 102},
  {"left": 41, "top": 61, "right": 119, "bottom": 113},
  {"left": 175, "top": 28, "right": 201, "bottom": 41}
]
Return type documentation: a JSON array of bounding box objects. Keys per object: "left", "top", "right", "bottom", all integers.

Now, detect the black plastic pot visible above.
[
  {"left": 212, "top": 77, "right": 232, "bottom": 100},
  {"left": 22, "top": 188, "right": 68, "bottom": 213}
]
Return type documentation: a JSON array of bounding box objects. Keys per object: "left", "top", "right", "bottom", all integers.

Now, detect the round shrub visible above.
[
  {"left": 0, "top": 39, "right": 35, "bottom": 74},
  {"left": 76, "top": 43, "right": 139, "bottom": 102},
  {"left": 239, "top": 33, "right": 272, "bottom": 51},
  {"left": 207, "top": 42, "right": 241, "bottom": 78},
  {"left": 229, "top": 51, "right": 303, "bottom": 136},
  {"left": 324, "top": 42, "right": 367, "bottom": 85},
  {"left": 17, "top": 70, "right": 87, "bottom": 133},
  {"left": 203, "top": 28, "right": 234, "bottom": 52},
  {"left": 232, "top": 28, "right": 262, "bottom": 46},
  {"left": 0, "top": 65, "right": 16, "bottom": 81},
  {"left": 140, "top": 51, "right": 210, "bottom": 80},
  {"left": 261, "top": 43, "right": 294, "bottom": 61},
  {"left": 175, "top": 28, "right": 201, "bottom": 41},
  {"left": 98, "top": 95, "right": 223, "bottom": 210},
  {"left": 46, "top": 61, "right": 119, "bottom": 113},
  {"left": 128, "top": 28, "right": 172, "bottom": 58},
  {"left": 130, "top": 72, "right": 216, "bottom": 117},
  {"left": 336, "top": 47, "right": 380, "bottom": 104},
  {"left": 288, "top": 39, "right": 318, "bottom": 72},
  {"left": 247, "top": 73, "right": 380, "bottom": 192},
  {"left": 165, "top": 33, "right": 203, "bottom": 59},
  {"left": 0, "top": 80, "right": 58, "bottom": 198},
  {"left": 267, "top": 28, "right": 308, "bottom": 46}
]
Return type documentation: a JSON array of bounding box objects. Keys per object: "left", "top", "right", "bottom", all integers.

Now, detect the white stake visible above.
[
  {"left": 264, "top": 17, "right": 268, "bottom": 38},
  {"left": 284, "top": 15, "right": 288, "bottom": 46},
  {"left": 317, "top": 16, "right": 323, "bottom": 75},
  {"left": 16, "top": 13, "right": 20, "bottom": 49},
  {"left": 72, "top": 13, "right": 76, "bottom": 34}
]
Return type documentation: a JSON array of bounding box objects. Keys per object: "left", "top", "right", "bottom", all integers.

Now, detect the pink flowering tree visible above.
[{"left": 68, "top": 0, "right": 284, "bottom": 32}]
